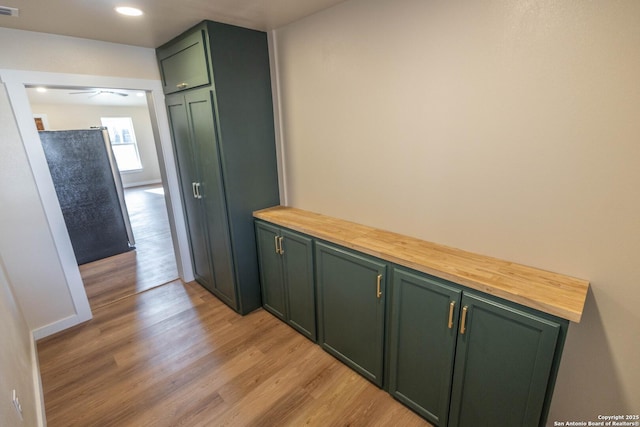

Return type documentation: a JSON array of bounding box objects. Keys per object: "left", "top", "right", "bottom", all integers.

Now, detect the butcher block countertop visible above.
[{"left": 254, "top": 206, "right": 589, "bottom": 323}]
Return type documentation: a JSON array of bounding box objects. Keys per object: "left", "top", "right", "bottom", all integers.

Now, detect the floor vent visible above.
[{"left": 0, "top": 6, "right": 19, "bottom": 17}]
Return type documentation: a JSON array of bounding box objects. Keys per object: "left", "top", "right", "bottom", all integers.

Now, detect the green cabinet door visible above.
[
  {"left": 167, "top": 88, "right": 237, "bottom": 308},
  {"left": 255, "top": 222, "right": 316, "bottom": 341},
  {"left": 185, "top": 89, "right": 237, "bottom": 308},
  {"left": 255, "top": 221, "right": 286, "bottom": 319},
  {"left": 281, "top": 229, "right": 316, "bottom": 341},
  {"left": 316, "top": 242, "right": 386, "bottom": 386},
  {"left": 448, "top": 293, "right": 561, "bottom": 427},
  {"left": 165, "top": 93, "right": 214, "bottom": 290},
  {"left": 388, "top": 268, "right": 461, "bottom": 426},
  {"left": 157, "top": 26, "right": 211, "bottom": 94}
]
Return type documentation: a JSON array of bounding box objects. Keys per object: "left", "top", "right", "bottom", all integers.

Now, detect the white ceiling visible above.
[{"left": 0, "top": 0, "right": 348, "bottom": 48}]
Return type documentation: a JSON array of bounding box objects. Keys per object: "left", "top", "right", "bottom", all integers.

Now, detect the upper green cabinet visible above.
[
  {"left": 315, "top": 241, "right": 386, "bottom": 386},
  {"left": 448, "top": 293, "right": 563, "bottom": 427},
  {"left": 388, "top": 268, "right": 461, "bottom": 426},
  {"left": 158, "top": 21, "right": 279, "bottom": 314},
  {"left": 255, "top": 221, "right": 316, "bottom": 341},
  {"left": 157, "top": 28, "right": 210, "bottom": 94}
]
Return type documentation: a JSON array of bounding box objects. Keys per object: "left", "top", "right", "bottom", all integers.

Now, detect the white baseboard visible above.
[
  {"left": 122, "top": 179, "right": 162, "bottom": 189},
  {"left": 32, "top": 312, "right": 91, "bottom": 340},
  {"left": 31, "top": 311, "right": 93, "bottom": 426},
  {"left": 31, "top": 334, "right": 47, "bottom": 426}
]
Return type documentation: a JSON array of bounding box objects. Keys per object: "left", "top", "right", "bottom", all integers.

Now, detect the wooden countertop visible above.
[{"left": 254, "top": 206, "right": 589, "bottom": 323}]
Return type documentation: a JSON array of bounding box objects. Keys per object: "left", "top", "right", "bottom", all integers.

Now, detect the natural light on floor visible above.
[{"left": 144, "top": 188, "right": 164, "bottom": 195}]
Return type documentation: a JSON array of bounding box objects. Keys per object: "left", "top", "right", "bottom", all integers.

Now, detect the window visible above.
[{"left": 100, "top": 117, "right": 143, "bottom": 172}]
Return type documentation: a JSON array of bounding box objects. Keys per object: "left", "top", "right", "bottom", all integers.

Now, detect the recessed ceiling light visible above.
[
  {"left": 115, "top": 6, "right": 143, "bottom": 17},
  {"left": 36, "top": 87, "right": 47, "bottom": 93},
  {"left": 136, "top": 92, "right": 145, "bottom": 97}
]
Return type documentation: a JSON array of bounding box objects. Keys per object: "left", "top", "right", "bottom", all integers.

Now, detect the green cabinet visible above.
[
  {"left": 388, "top": 268, "right": 461, "bottom": 426},
  {"left": 315, "top": 242, "right": 386, "bottom": 386},
  {"left": 388, "top": 266, "right": 566, "bottom": 427},
  {"left": 158, "top": 21, "right": 279, "bottom": 314},
  {"left": 255, "top": 221, "right": 316, "bottom": 341},
  {"left": 448, "top": 293, "right": 563, "bottom": 427},
  {"left": 157, "top": 28, "right": 210, "bottom": 94},
  {"left": 252, "top": 217, "right": 570, "bottom": 427}
]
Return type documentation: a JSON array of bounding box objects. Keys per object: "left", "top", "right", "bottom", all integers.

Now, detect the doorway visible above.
[
  {"left": 27, "top": 86, "right": 179, "bottom": 309},
  {"left": 0, "top": 69, "right": 194, "bottom": 337}
]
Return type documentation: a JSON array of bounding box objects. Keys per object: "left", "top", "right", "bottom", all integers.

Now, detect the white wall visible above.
[
  {"left": 0, "top": 85, "right": 77, "bottom": 331},
  {"left": 0, "top": 27, "right": 159, "bottom": 79},
  {"left": 274, "top": 0, "right": 640, "bottom": 421},
  {"left": 0, "top": 257, "right": 42, "bottom": 427},
  {"left": 30, "top": 103, "right": 162, "bottom": 187}
]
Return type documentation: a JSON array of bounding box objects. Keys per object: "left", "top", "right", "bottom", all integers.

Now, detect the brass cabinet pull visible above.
[
  {"left": 448, "top": 301, "right": 456, "bottom": 329},
  {"left": 460, "top": 306, "right": 468, "bottom": 334},
  {"left": 274, "top": 235, "right": 284, "bottom": 255},
  {"left": 376, "top": 274, "right": 382, "bottom": 299},
  {"left": 177, "top": 82, "right": 188, "bottom": 89}
]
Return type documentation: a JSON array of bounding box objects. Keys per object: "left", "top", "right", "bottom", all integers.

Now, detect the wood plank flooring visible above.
[
  {"left": 37, "top": 280, "right": 431, "bottom": 426},
  {"left": 81, "top": 185, "right": 178, "bottom": 310}
]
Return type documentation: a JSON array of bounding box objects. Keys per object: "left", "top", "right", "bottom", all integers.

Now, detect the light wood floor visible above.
[
  {"left": 37, "top": 279, "right": 431, "bottom": 426},
  {"left": 80, "top": 184, "right": 179, "bottom": 310}
]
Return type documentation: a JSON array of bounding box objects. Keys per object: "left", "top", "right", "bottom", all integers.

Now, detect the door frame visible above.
[{"left": 0, "top": 68, "right": 194, "bottom": 338}]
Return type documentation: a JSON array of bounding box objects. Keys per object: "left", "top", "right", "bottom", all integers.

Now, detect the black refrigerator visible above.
[{"left": 39, "top": 128, "right": 135, "bottom": 264}]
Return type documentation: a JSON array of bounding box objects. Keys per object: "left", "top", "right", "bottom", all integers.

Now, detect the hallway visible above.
[{"left": 37, "top": 280, "right": 430, "bottom": 426}]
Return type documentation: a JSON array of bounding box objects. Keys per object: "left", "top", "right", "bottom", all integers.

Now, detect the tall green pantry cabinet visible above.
[{"left": 157, "top": 21, "right": 280, "bottom": 314}]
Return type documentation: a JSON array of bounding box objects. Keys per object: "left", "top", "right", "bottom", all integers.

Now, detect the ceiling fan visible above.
[{"left": 69, "top": 90, "right": 129, "bottom": 97}]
